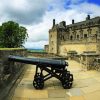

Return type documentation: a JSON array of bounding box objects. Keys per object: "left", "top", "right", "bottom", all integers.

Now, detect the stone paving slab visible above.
[
  {"left": 44, "top": 80, "right": 55, "bottom": 89},
  {"left": 69, "top": 96, "right": 85, "bottom": 100},
  {"left": 94, "top": 76, "right": 100, "bottom": 82},
  {"left": 83, "top": 90, "right": 100, "bottom": 100},
  {"left": 73, "top": 78, "right": 99, "bottom": 88},
  {"left": 29, "top": 98, "right": 67, "bottom": 100},
  {"left": 12, "top": 60, "right": 100, "bottom": 100},
  {"left": 67, "top": 88, "right": 84, "bottom": 96},
  {"left": 48, "top": 89, "right": 66, "bottom": 98},
  {"left": 14, "top": 88, "right": 48, "bottom": 99},
  {"left": 81, "top": 83, "right": 100, "bottom": 94}
]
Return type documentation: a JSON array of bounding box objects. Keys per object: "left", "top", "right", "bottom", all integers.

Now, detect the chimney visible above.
[
  {"left": 72, "top": 19, "right": 74, "bottom": 24},
  {"left": 86, "top": 15, "right": 90, "bottom": 20},
  {"left": 62, "top": 21, "right": 66, "bottom": 27},
  {"left": 53, "top": 19, "right": 55, "bottom": 27}
]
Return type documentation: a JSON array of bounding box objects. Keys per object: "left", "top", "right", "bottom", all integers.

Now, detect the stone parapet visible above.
[{"left": 0, "top": 48, "right": 27, "bottom": 100}]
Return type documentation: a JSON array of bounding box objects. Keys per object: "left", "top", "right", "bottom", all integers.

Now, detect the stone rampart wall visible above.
[{"left": 0, "top": 48, "right": 27, "bottom": 100}]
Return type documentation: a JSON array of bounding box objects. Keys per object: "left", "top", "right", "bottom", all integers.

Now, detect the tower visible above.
[{"left": 49, "top": 19, "right": 58, "bottom": 54}]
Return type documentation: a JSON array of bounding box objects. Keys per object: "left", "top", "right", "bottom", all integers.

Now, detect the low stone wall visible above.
[
  {"left": 0, "top": 48, "right": 27, "bottom": 100},
  {"left": 28, "top": 52, "right": 57, "bottom": 58},
  {"left": 73, "top": 55, "right": 81, "bottom": 63},
  {"left": 67, "top": 53, "right": 100, "bottom": 71},
  {"left": 80, "top": 54, "right": 100, "bottom": 71},
  {"left": 28, "top": 52, "right": 68, "bottom": 60}
]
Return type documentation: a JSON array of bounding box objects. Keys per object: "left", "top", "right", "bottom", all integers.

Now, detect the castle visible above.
[{"left": 47, "top": 15, "right": 100, "bottom": 56}]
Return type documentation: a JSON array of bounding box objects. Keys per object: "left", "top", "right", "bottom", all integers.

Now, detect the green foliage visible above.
[{"left": 0, "top": 21, "right": 28, "bottom": 48}]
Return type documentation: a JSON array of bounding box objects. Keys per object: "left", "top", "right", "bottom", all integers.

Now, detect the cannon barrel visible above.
[{"left": 8, "top": 55, "right": 68, "bottom": 67}]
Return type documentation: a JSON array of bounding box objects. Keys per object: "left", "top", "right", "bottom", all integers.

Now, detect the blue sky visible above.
[
  {"left": 0, "top": 0, "right": 100, "bottom": 49},
  {"left": 88, "top": 0, "right": 100, "bottom": 5}
]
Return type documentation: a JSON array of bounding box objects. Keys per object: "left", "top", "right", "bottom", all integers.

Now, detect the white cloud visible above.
[
  {"left": 69, "top": 2, "right": 100, "bottom": 16},
  {"left": 24, "top": 1, "right": 100, "bottom": 49},
  {"left": 0, "top": 0, "right": 100, "bottom": 49},
  {"left": 0, "top": 0, "right": 48, "bottom": 24},
  {"left": 24, "top": 40, "right": 48, "bottom": 49}
]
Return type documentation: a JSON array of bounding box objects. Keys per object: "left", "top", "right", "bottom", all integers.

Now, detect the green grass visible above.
[{"left": 0, "top": 48, "right": 26, "bottom": 50}]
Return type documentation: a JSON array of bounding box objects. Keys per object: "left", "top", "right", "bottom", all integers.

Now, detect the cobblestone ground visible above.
[{"left": 12, "top": 60, "right": 100, "bottom": 100}]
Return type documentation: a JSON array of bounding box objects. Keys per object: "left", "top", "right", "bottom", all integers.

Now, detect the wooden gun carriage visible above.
[{"left": 8, "top": 55, "right": 73, "bottom": 89}]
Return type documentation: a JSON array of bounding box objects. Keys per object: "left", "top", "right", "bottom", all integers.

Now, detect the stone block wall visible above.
[
  {"left": 28, "top": 52, "right": 58, "bottom": 58},
  {"left": 59, "top": 43, "right": 97, "bottom": 56},
  {"left": 80, "top": 54, "right": 99, "bottom": 71},
  {"left": 0, "top": 48, "right": 27, "bottom": 100}
]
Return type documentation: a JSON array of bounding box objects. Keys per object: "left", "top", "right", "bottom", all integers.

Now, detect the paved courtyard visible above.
[{"left": 12, "top": 60, "right": 100, "bottom": 100}]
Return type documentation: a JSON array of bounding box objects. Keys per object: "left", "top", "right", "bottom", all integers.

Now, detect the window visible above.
[
  {"left": 77, "top": 35, "right": 79, "bottom": 40},
  {"left": 84, "top": 34, "right": 88, "bottom": 38},
  {"left": 70, "top": 35, "right": 73, "bottom": 40}
]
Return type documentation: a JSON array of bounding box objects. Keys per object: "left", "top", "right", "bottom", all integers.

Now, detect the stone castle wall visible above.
[
  {"left": 59, "top": 43, "right": 97, "bottom": 56},
  {"left": 48, "top": 15, "right": 100, "bottom": 56},
  {"left": 48, "top": 15, "right": 100, "bottom": 71},
  {"left": 0, "top": 48, "right": 27, "bottom": 100}
]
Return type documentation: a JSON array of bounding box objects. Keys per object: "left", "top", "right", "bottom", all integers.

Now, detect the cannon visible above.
[{"left": 8, "top": 55, "right": 73, "bottom": 89}]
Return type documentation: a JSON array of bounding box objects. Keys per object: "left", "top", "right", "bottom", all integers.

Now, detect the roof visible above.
[
  {"left": 68, "top": 16, "right": 100, "bottom": 27},
  {"left": 50, "top": 16, "right": 100, "bottom": 31}
]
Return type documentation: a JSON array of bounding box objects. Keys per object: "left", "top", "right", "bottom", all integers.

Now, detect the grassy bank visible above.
[{"left": 0, "top": 48, "right": 26, "bottom": 50}]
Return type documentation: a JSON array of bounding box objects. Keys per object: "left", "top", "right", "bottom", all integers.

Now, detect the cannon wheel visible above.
[
  {"left": 62, "top": 80, "right": 73, "bottom": 89},
  {"left": 33, "top": 73, "right": 44, "bottom": 89},
  {"left": 61, "top": 71, "right": 73, "bottom": 89}
]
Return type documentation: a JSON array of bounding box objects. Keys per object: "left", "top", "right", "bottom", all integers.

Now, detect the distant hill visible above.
[{"left": 27, "top": 48, "right": 45, "bottom": 53}]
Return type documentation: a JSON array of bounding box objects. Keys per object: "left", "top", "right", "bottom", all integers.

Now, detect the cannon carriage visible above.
[{"left": 8, "top": 55, "right": 73, "bottom": 89}]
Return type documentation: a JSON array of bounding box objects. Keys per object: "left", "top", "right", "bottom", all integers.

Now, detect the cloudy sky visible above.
[{"left": 0, "top": 0, "right": 100, "bottom": 49}]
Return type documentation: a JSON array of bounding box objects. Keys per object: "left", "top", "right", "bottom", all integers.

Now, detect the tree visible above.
[{"left": 0, "top": 21, "right": 28, "bottom": 48}]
